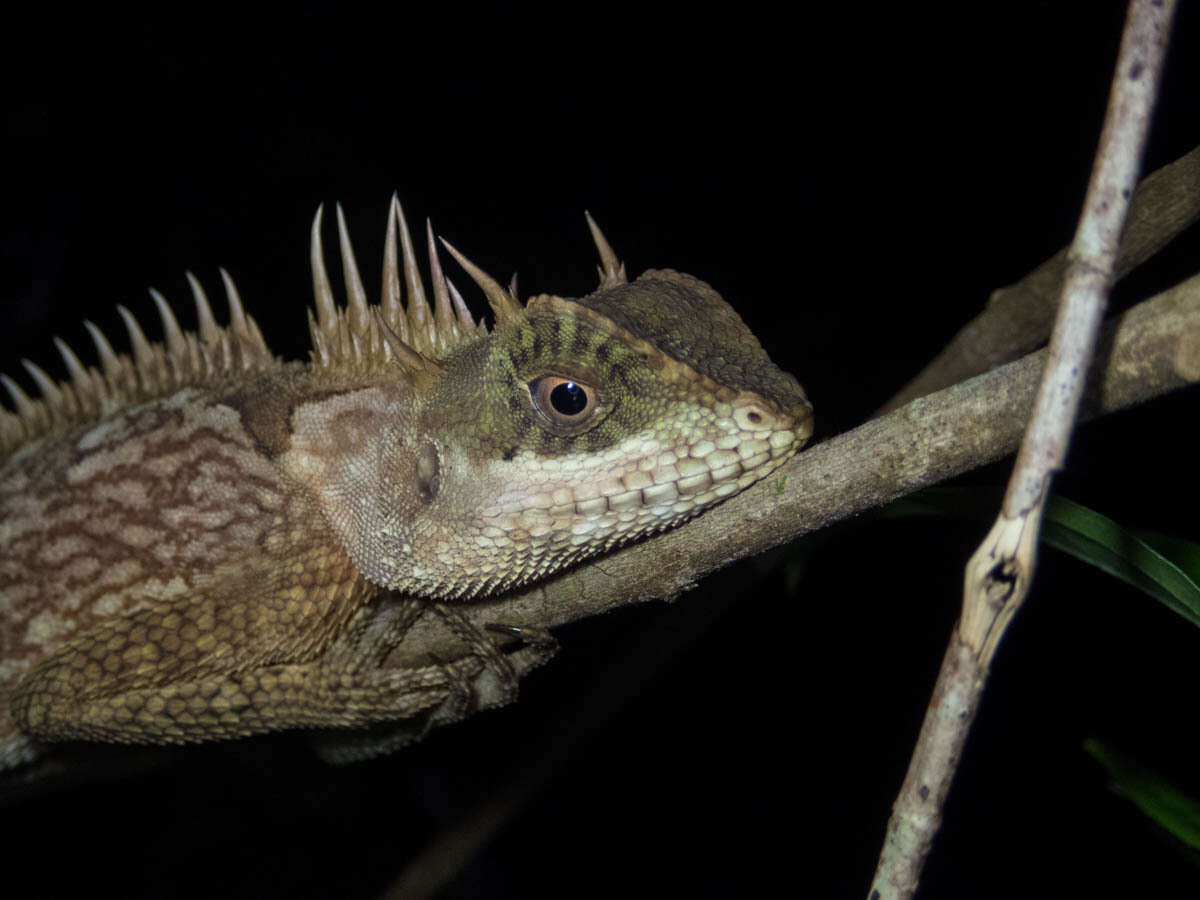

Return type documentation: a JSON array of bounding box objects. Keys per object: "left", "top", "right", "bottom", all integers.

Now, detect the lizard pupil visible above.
[{"left": 550, "top": 381, "right": 587, "bottom": 416}]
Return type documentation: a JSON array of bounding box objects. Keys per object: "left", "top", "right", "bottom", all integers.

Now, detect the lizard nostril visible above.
[{"left": 732, "top": 399, "right": 776, "bottom": 431}]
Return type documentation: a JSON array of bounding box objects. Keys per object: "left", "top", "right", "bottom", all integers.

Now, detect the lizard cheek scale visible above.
[{"left": 0, "top": 198, "right": 811, "bottom": 769}]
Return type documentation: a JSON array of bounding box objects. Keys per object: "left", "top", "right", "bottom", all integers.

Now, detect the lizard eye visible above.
[{"left": 530, "top": 375, "right": 600, "bottom": 429}]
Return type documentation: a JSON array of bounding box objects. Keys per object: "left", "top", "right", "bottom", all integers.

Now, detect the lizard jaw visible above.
[{"left": 403, "top": 389, "right": 808, "bottom": 599}]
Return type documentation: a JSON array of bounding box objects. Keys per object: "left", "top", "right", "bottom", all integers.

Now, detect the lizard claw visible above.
[{"left": 485, "top": 622, "right": 559, "bottom": 652}]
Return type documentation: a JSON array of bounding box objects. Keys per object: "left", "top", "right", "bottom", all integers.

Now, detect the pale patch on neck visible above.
[{"left": 280, "top": 384, "right": 423, "bottom": 590}]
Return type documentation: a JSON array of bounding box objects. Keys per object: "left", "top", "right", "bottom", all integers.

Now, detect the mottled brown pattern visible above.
[
  {"left": 0, "top": 384, "right": 343, "bottom": 761},
  {"left": 0, "top": 368, "right": 475, "bottom": 762},
  {"left": 11, "top": 539, "right": 387, "bottom": 742}
]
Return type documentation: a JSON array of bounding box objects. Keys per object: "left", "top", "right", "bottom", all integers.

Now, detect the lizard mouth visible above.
[
  {"left": 565, "top": 426, "right": 795, "bottom": 523},
  {"left": 576, "top": 406, "right": 800, "bottom": 520},
  {"left": 478, "top": 390, "right": 807, "bottom": 554}
]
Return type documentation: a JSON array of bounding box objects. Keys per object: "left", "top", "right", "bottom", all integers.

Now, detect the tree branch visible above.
[{"left": 389, "top": 271, "right": 1199, "bottom": 670}]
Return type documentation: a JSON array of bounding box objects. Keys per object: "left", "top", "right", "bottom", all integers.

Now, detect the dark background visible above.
[{"left": 3, "top": 1, "right": 1198, "bottom": 896}]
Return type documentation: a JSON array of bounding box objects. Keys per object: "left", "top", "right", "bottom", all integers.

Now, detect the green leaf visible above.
[
  {"left": 883, "top": 487, "right": 1200, "bottom": 629},
  {"left": 1084, "top": 739, "right": 1200, "bottom": 851},
  {"left": 1042, "top": 496, "right": 1200, "bottom": 629},
  {"left": 1135, "top": 528, "right": 1200, "bottom": 577}
]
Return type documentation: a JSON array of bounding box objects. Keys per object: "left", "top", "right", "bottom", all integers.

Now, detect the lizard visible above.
[{"left": 0, "top": 197, "right": 813, "bottom": 770}]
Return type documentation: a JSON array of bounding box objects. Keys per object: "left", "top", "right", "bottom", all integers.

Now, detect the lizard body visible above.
[{"left": 0, "top": 198, "right": 812, "bottom": 770}]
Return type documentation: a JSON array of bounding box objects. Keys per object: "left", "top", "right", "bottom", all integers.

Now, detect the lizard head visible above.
[{"left": 290, "top": 199, "right": 812, "bottom": 599}]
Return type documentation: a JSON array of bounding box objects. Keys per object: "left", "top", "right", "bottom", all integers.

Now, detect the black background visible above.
[{"left": 3, "top": 2, "right": 1199, "bottom": 897}]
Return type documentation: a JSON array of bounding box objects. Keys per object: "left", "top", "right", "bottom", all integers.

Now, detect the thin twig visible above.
[
  {"left": 878, "top": 144, "right": 1199, "bottom": 416},
  {"left": 869, "top": 2, "right": 1178, "bottom": 897}
]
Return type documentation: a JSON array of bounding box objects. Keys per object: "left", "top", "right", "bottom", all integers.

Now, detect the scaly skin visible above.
[{"left": 0, "top": 199, "right": 812, "bottom": 769}]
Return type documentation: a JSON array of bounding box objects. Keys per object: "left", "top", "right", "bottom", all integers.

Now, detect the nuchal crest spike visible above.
[
  {"left": 585, "top": 210, "right": 627, "bottom": 289},
  {"left": 437, "top": 236, "right": 524, "bottom": 327}
]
